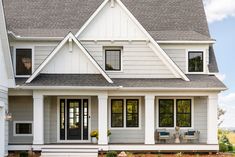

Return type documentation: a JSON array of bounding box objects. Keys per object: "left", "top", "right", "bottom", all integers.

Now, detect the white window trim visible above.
[
  {"left": 13, "top": 46, "right": 34, "bottom": 78},
  {"left": 156, "top": 97, "right": 194, "bottom": 130},
  {"left": 186, "top": 49, "right": 206, "bottom": 74},
  {"left": 13, "top": 121, "right": 33, "bottom": 136},
  {"left": 56, "top": 96, "right": 91, "bottom": 143},
  {"left": 103, "top": 47, "right": 123, "bottom": 73},
  {"left": 109, "top": 97, "right": 141, "bottom": 130}
]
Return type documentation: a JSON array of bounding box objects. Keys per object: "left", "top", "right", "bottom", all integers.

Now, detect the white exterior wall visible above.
[
  {"left": 42, "top": 42, "right": 100, "bottom": 74},
  {"left": 160, "top": 44, "right": 210, "bottom": 74},
  {"left": 78, "top": 1, "right": 147, "bottom": 40},
  {"left": 82, "top": 41, "right": 176, "bottom": 78}
]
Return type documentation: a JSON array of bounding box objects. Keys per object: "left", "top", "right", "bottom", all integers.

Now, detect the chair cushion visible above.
[
  {"left": 159, "top": 132, "right": 170, "bottom": 136},
  {"left": 185, "top": 131, "right": 195, "bottom": 136}
]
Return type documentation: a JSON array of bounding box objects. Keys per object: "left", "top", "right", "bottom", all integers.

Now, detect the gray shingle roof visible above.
[
  {"left": 16, "top": 74, "right": 226, "bottom": 90},
  {"left": 3, "top": 0, "right": 211, "bottom": 41},
  {"left": 208, "top": 46, "right": 219, "bottom": 73}
]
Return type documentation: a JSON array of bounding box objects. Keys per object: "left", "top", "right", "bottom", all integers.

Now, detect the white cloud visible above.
[
  {"left": 216, "top": 73, "right": 226, "bottom": 82},
  {"left": 203, "top": 0, "right": 235, "bottom": 23},
  {"left": 219, "top": 93, "right": 235, "bottom": 127}
]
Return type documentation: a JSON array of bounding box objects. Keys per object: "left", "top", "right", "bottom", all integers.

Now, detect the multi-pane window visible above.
[
  {"left": 176, "top": 99, "right": 191, "bottom": 127},
  {"left": 15, "top": 49, "right": 32, "bottom": 76},
  {"left": 126, "top": 99, "right": 139, "bottom": 127},
  {"left": 159, "top": 99, "right": 174, "bottom": 127},
  {"left": 158, "top": 99, "right": 192, "bottom": 128},
  {"left": 188, "top": 51, "right": 203, "bottom": 72},
  {"left": 111, "top": 99, "right": 140, "bottom": 128},
  {"left": 105, "top": 49, "right": 121, "bottom": 71},
  {"left": 14, "top": 122, "right": 32, "bottom": 136},
  {"left": 111, "top": 99, "right": 124, "bottom": 127}
]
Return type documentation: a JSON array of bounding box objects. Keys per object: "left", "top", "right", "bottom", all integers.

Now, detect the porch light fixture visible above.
[{"left": 5, "top": 110, "right": 12, "bottom": 121}]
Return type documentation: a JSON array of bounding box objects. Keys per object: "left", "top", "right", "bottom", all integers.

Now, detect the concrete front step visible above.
[{"left": 40, "top": 148, "right": 98, "bottom": 157}]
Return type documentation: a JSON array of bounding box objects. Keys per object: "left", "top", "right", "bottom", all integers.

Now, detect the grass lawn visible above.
[{"left": 227, "top": 132, "right": 235, "bottom": 145}]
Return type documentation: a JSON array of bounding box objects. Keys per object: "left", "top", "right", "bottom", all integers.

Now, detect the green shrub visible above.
[
  {"left": 219, "top": 134, "right": 233, "bottom": 152},
  {"left": 106, "top": 151, "right": 117, "bottom": 157},
  {"left": 175, "top": 152, "right": 183, "bottom": 157},
  {"left": 19, "top": 151, "right": 28, "bottom": 157}
]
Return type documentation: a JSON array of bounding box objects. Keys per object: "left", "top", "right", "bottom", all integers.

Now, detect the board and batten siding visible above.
[
  {"left": 8, "top": 96, "right": 33, "bottom": 144},
  {"left": 82, "top": 41, "right": 176, "bottom": 78}
]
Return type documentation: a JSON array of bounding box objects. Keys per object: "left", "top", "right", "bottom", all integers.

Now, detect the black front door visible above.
[
  {"left": 59, "top": 99, "right": 89, "bottom": 141},
  {"left": 67, "top": 99, "right": 81, "bottom": 140}
]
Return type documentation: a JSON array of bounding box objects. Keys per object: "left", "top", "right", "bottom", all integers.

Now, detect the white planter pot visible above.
[{"left": 91, "top": 137, "right": 98, "bottom": 144}]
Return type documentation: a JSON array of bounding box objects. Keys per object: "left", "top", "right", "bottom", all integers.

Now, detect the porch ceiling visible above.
[{"left": 15, "top": 74, "right": 226, "bottom": 90}]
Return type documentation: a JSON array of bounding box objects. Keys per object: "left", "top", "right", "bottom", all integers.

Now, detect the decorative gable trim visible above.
[
  {"left": 75, "top": 0, "right": 189, "bottom": 81},
  {"left": 26, "top": 32, "right": 113, "bottom": 84}
]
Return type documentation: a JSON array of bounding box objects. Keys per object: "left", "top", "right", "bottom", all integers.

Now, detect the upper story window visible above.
[
  {"left": 105, "top": 49, "right": 121, "bottom": 71},
  {"left": 188, "top": 51, "right": 204, "bottom": 72},
  {"left": 15, "top": 48, "right": 32, "bottom": 76}
]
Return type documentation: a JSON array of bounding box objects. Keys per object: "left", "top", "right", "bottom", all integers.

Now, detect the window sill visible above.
[{"left": 15, "top": 75, "right": 31, "bottom": 78}]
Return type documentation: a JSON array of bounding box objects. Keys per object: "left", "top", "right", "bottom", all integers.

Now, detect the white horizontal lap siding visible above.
[
  {"left": 194, "top": 97, "right": 207, "bottom": 143},
  {"left": 82, "top": 41, "right": 175, "bottom": 78},
  {"left": 163, "top": 49, "right": 186, "bottom": 73},
  {"left": 107, "top": 97, "right": 145, "bottom": 143},
  {"left": 8, "top": 96, "right": 33, "bottom": 144},
  {"left": 34, "top": 46, "right": 55, "bottom": 69}
]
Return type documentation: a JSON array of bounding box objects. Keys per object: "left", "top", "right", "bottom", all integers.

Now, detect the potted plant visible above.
[
  {"left": 90, "top": 130, "right": 112, "bottom": 144},
  {"left": 107, "top": 129, "right": 111, "bottom": 143},
  {"left": 90, "top": 130, "right": 98, "bottom": 144}
]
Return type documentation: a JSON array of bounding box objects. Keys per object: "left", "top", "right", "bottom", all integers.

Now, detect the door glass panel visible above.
[
  {"left": 83, "top": 99, "right": 89, "bottom": 140},
  {"left": 60, "top": 99, "right": 65, "bottom": 140}
]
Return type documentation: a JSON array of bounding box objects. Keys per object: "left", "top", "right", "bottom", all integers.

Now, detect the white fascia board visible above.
[
  {"left": 16, "top": 85, "right": 227, "bottom": 91},
  {"left": 69, "top": 34, "right": 113, "bottom": 83},
  {"left": 157, "top": 40, "right": 216, "bottom": 44},
  {"left": 26, "top": 32, "right": 113, "bottom": 84},
  {"left": 74, "top": 0, "right": 189, "bottom": 81},
  {"left": 0, "top": 1, "right": 15, "bottom": 81}
]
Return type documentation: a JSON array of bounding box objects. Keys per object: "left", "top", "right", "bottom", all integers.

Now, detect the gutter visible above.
[
  {"left": 14, "top": 85, "right": 227, "bottom": 91},
  {"left": 8, "top": 31, "right": 216, "bottom": 44}
]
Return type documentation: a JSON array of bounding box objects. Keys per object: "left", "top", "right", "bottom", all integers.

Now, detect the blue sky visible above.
[{"left": 204, "top": 0, "right": 235, "bottom": 127}]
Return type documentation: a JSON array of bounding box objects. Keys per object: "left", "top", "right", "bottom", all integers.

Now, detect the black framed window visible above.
[
  {"left": 126, "top": 99, "right": 139, "bottom": 127},
  {"left": 176, "top": 99, "right": 191, "bottom": 127},
  {"left": 111, "top": 99, "right": 124, "bottom": 127},
  {"left": 188, "top": 51, "right": 203, "bottom": 72},
  {"left": 105, "top": 50, "right": 121, "bottom": 71},
  {"left": 159, "top": 99, "right": 174, "bottom": 127},
  {"left": 15, "top": 49, "right": 32, "bottom": 76},
  {"left": 15, "top": 122, "right": 32, "bottom": 135}
]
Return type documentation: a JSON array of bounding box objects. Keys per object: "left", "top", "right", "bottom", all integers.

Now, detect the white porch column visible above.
[
  {"left": 0, "top": 102, "right": 5, "bottom": 157},
  {"left": 207, "top": 94, "right": 218, "bottom": 144},
  {"left": 98, "top": 93, "right": 108, "bottom": 145},
  {"left": 145, "top": 94, "right": 155, "bottom": 144},
  {"left": 33, "top": 92, "right": 44, "bottom": 145}
]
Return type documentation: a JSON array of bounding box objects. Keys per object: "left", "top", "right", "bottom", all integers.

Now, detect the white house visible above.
[{"left": 0, "top": 0, "right": 226, "bottom": 156}]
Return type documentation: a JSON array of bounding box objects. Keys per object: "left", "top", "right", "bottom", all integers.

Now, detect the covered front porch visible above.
[{"left": 8, "top": 90, "right": 219, "bottom": 151}]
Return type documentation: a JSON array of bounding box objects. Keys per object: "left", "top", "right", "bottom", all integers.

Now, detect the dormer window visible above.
[
  {"left": 188, "top": 51, "right": 204, "bottom": 73},
  {"left": 105, "top": 48, "right": 122, "bottom": 71},
  {"left": 15, "top": 48, "right": 32, "bottom": 77}
]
